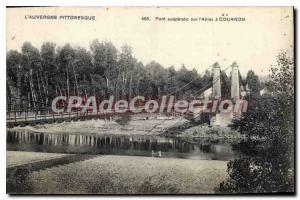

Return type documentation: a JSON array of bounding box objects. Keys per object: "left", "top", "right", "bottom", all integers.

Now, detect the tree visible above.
[
  {"left": 246, "top": 70, "right": 261, "bottom": 95},
  {"left": 56, "top": 44, "right": 76, "bottom": 98},
  {"left": 218, "top": 51, "right": 294, "bottom": 193},
  {"left": 21, "top": 42, "right": 42, "bottom": 109},
  {"left": 41, "top": 42, "right": 57, "bottom": 106},
  {"left": 90, "top": 40, "right": 118, "bottom": 98},
  {"left": 74, "top": 47, "right": 94, "bottom": 97},
  {"left": 145, "top": 61, "right": 168, "bottom": 98},
  {"left": 7, "top": 50, "right": 23, "bottom": 110},
  {"left": 118, "top": 45, "right": 136, "bottom": 99}
]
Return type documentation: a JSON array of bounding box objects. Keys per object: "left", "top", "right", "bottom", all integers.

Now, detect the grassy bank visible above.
[
  {"left": 9, "top": 153, "right": 228, "bottom": 194},
  {"left": 181, "top": 125, "right": 241, "bottom": 139},
  {"left": 163, "top": 120, "right": 242, "bottom": 140}
]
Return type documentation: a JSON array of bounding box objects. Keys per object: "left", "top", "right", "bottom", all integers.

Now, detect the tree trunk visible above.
[
  {"left": 66, "top": 64, "right": 70, "bottom": 98},
  {"left": 71, "top": 62, "right": 79, "bottom": 96}
]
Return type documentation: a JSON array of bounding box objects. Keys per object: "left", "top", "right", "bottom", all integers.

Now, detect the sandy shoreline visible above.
[{"left": 7, "top": 117, "right": 189, "bottom": 136}]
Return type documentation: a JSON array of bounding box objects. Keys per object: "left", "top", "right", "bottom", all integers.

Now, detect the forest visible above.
[{"left": 6, "top": 40, "right": 260, "bottom": 112}]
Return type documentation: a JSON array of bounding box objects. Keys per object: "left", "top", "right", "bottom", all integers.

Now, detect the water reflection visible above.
[{"left": 7, "top": 130, "right": 239, "bottom": 160}]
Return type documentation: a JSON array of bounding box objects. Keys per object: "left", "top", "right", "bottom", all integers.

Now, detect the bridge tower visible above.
[
  {"left": 212, "top": 62, "right": 221, "bottom": 100},
  {"left": 231, "top": 62, "right": 240, "bottom": 102}
]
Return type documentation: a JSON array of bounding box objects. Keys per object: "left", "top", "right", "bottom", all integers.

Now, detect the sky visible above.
[{"left": 6, "top": 7, "right": 294, "bottom": 76}]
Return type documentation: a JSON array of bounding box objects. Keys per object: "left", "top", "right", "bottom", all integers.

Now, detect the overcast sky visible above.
[{"left": 7, "top": 7, "right": 293, "bottom": 76}]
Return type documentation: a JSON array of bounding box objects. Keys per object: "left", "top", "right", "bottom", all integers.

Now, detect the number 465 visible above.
[{"left": 141, "top": 17, "right": 150, "bottom": 21}]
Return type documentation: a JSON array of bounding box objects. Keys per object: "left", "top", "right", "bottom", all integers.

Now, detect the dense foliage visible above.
[
  {"left": 218, "top": 52, "right": 294, "bottom": 193},
  {"left": 7, "top": 41, "right": 214, "bottom": 111}
]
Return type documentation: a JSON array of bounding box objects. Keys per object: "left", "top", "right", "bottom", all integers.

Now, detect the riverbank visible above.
[
  {"left": 180, "top": 125, "right": 241, "bottom": 139},
  {"left": 7, "top": 151, "right": 68, "bottom": 168},
  {"left": 7, "top": 151, "right": 228, "bottom": 194},
  {"left": 7, "top": 116, "right": 242, "bottom": 142},
  {"left": 7, "top": 116, "right": 189, "bottom": 136}
]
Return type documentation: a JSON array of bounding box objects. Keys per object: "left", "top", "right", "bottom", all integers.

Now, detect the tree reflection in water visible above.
[{"left": 7, "top": 130, "right": 239, "bottom": 160}]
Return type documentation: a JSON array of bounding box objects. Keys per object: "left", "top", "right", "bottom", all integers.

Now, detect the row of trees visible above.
[
  {"left": 7, "top": 40, "right": 212, "bottom": 111},
  {"left": 7, "top": 40, "right": 261, "bottom": 111}
]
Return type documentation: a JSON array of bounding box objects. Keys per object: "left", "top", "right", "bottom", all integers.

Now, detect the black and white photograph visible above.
[{"left": 4, "top": 5, "right": 295, "bottom": 195}]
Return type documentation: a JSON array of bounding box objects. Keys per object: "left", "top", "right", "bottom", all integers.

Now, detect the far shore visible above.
[
  {"left": 7, "top": 116, "right": 242, "bottom": 141},
  {"left": 7, "top": 117, "right": 189, "bottom": 136}
]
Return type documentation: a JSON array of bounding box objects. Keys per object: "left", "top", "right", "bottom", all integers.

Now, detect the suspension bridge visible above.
[{"left": 7, "top": 62, "right": 247, "bottom": 128}]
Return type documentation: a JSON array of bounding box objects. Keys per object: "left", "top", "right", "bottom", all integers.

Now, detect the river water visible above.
[{"left": 7, "top": 130, "right": 240, "bottom": 161}]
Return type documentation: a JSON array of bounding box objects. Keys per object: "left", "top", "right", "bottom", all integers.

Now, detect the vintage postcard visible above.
[{"left": 6, "top": 7, "right": 294, "bottom": 194}]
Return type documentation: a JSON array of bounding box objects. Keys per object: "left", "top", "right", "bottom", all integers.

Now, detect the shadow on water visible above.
[{"left": 7, "top": 130, "right": 241, "bottom": 160}]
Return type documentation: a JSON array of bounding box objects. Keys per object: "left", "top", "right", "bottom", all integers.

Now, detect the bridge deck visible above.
[
  {"left": 6, "top": 109, "right": 181, "bottom": 127},
  {"left": 6, "top": 110, "right": 125, "bottom": 127}
]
